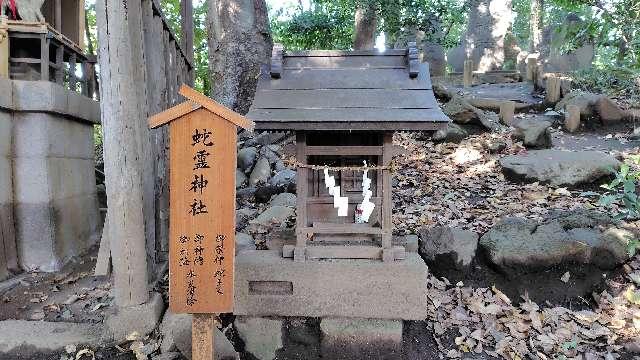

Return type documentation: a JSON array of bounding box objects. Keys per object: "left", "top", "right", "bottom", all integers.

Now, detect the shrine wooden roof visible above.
[{"left": 246, "top": 45, "right": 450, "bottom": 131}]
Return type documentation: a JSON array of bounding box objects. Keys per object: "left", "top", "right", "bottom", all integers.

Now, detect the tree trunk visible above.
[
  {"left": 207, "top": 0, "right": 272, "bottom": 114},
  {"left": 95, "top": 0, "right": 150, "bottom": 307},
  {"left": 353, "top": 3, "right": 377, "bottom": 50},
  {"left": 616, "top": 30, "right": 630, "bottom": 66},
  {"left": 529, "top": 0, "right": 544, "bottom": 53}
]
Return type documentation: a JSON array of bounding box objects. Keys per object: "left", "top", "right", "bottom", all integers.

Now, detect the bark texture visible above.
[
  {"left": 353, "top": 3, "right": 377, "bottom": 50},
  {"left": 529, "top": 0, "right": 544, "bottom": 53},
  {"left": 207, "top": 0, "right": 272, "bottom": 114},
  {"left": 95, "top": 0, "right": 151, "bottom": 306}
]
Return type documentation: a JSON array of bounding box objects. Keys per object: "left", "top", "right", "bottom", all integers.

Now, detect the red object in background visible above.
[{"left": 8, "top": 0, "right": 17, "bottom": 19}]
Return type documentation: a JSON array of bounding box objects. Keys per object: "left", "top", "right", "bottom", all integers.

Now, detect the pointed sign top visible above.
[{"left": 148, "top": 85, "right": 255, "bottom": 132}]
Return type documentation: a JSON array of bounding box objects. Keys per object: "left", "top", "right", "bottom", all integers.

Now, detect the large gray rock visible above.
[
  {"left": 249, "top": 157, "right": 271, "bottom": 186},
  {"left": 270, "top": 192, "right": 297, "bottom": 208},
  {"left": 512, "top": 119, "right": 552, "bottom": 148},
  {"left": 235, "top": 316, "right": 284, "bottom": 360},
  {"left": 103, "top": 292, "right": 165, "bottom": 342},
  {"left": 237, "top": 147, "right": 257, "bottom": 172},
  {"left": 236, "top": 169, "right": 247, "bottom": 189},
  {"left": 500, "top": 150, "right": 620, "bottom": 186},
  {"left": 0, "top": 320, "right": 104, "bottom": 355},
  {"left": 594, "top": 96, "right": 628, "bottom": 123},
  {"left": 249, "top": 206, "right": 294, "bottom": 226},
  {"left": 270, "top": 169, "right": 296, "bottom": 188},
  {"left": 432, "top": 123, "right": 469, "bottom": 143},
  {"left": 555, "top": 91, "right": 601, "bottom": 118},
  {"left": 236, "top": 232, "right": 255, "bottom": 254},
  {"left": 418, "top": 226, "right": 478, "bottom": 270},
  {"left": 442, "top": 95, "right": 501, "bottom": 131},
  {"left": 479, "top": 211, "right": 634, "bottom": 273},
  {"left": 160, "top": 311, "right": 238, "bottom": 360}
]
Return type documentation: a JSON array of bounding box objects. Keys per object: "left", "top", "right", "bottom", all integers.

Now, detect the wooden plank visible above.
[
  {"left": 168, "top": 108, "right": 236, "bottom": 314},
  {"left": 285, "top": 49, "right": 406, "bottom": 57},
  {"left": 179, "top": 85, "right": 255, "bottom": 131},
  {"left": 305, "top": 145, "right": 382, "bottom": 156},
  {"left": 180, "top": 0, "right": 194, "bottom": 63},
  {"left": 295, "top": 133, "right": 308, "bottom": 261},
  {"left": 246, "top": 108, "right": 450, "bottom": 123},
  {"left": 254, "top": 121, "right": 447, "bottom": 132},
  {"left": 284, "top": 55, "right": 406, "bottom": 69},
  {"left": 9, "top": 57, "right": 41, "bottom": 64},
  {"left": 149, "top": 100, "right": 198, "bottom": 130},
  {"left": 257, "top": 66, "right": 432, "bottom": 90},
  {"left": 94, "top": 214, "right": 111, "bottom": 276},
  {"left": 192, "top": 313, "right": 214, "bottom": 360},
  {"left": 251, "top": 89, "right": 439, "bottom": 109}
]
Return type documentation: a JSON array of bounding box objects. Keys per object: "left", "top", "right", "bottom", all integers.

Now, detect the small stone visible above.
[
  {"left": 417, "top": 226, "right": 478, "bottom": 271},
  {"left": 250, "top": 206, "right": 294, "bottom": 227},
  {"left": 483, "top": 138, "right": 507, "bottom": 153},
  {"left": 512, "top": 119, "right": 552, "bottom": 148},
  {"left": 235, "top": 169, "right": 247, "bottom": 189},
  {"left": 270, "top": 169, "right": 296, "bottom": 188},
  {"left": 432, "top": 123, "right": 469, "bottom": 143},
  {"left": 235, "top": 316, "right": 284, "bottom": 360},
  {"left": 560, "top": 271, "right": 570, "bottom": 283},
  {"left": 236, "top": 232, "right": 255, "bottom": 254},
  {"left": 595, "top": 96, "right": 627, "bottom": 123}
]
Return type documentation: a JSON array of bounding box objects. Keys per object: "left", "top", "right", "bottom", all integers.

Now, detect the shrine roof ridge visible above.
[{"left": 148, "top": 85, "right": 255, "bottom": 131}]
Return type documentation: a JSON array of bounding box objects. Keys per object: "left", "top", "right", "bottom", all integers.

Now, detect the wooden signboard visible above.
[{"left": 149, "top": 85, "right": 254, "bottom": 359}]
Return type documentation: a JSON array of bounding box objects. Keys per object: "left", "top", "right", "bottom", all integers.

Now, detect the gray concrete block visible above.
[
  {"left": 0, "top": 111, "right": 11, "bottom": 157},
  {"left": 14, "top": 202, "right": 57, "bottom": 271},
  {"left": 13, "top": 156, "right": 51, "bottom": 204},
  {"left": 67, "top": 90, "right": 100, "bottom": 123},
  {"left": 104, "top": 292, "right": 166, "bottom": 342},
  {"left": 0, "top": 157, "right": 12, "bottom": 204},
  {"left": 320, "top": 318, "right": 402, "bottom": 360},
  {"left": 0, "top": 78, "right": 12, "bottom": 110},
  {"left": 51, "top": 194, "right": 100, "bottom": 261},
  {"left": 235, "top": 316, "right": 284, "bottom": 360},
  {"left": 234, "top": 251, "right": 429, "bottom": 320},
  {"left": 49, "top": 158, "right": 97, "bottom": 199},
  {"left": 11, "top": 80, "right": 67, "bottom": 114},
  {"left": 0, "top": 320, "right": 104, "bottom": 355}
]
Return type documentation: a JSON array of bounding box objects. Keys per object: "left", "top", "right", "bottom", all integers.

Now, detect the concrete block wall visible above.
[
  {"left": 0, "top": 79, "right": 100, "bottom": 272},
  {"left": 0, "top": 108, "right": 16, "bottom": 280}
]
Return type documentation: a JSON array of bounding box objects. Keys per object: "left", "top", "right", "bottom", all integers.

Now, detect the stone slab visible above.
[
  {"left": 235, "top": 316, "right": 284, "bottom": 360},
  {"left": 0, "top": 320, "right": 104, "bottom": 355},
  {"left": 0, "top": 111, "right": 11, "bottom": 157},
  {"left": 320, "top": 318, "right": 402, "bottom": 360},
  {"left": 234, "top": 250, "right": 429, "bottom": 320},
  {"left": 0, "top": 78, "right": 13, "bottom": 110}
]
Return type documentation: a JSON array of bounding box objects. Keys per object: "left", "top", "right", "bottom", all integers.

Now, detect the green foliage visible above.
[
  {"left": 570, "top": 66, "right": 640, "bottom": 106},
  {"left": 270, "top": 1, "right": 354, "bottom": 50},
  {"left": 599, "top": 155, "right": 640, "bottom": 222}
]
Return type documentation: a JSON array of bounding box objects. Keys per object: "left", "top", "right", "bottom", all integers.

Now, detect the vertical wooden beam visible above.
[
  {"left": 180, "top": 0, "right": 194, "bottom": 63},
  {"left": 381, "top": 132, "right": 393, "bottom": 261},
  {"left": 192, "top": 314, "right": 214, "bottom": 360},
  {"left": 565, "top": 105, "right": 580, "bottom": 133},
  {"left": 69, "top": 53, "right": 77, "bottom": 91},
  {"left": 294, "top": 132, "right": 307, "bottom": 262},
  {"left": 463, "top": 59, "right": 473, "bottom": 88},
  {"left": 54, "top": 0, "right": 62, "bottom": 31},
  {"left": 55, "top": 44, "right": 63, "bottom": 84},
  {"left": 0, "top": 16, "right": 9, "bottom": 78},
  {"left": 545, "top": 74, "right": 561, "bottom": 105},
  {"left": 40, "top": 35, "right": 50, "bottom": 81}
]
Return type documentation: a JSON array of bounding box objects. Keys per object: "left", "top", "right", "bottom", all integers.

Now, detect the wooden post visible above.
[
  {"left": 499, "top": 101, "right": 515, "bottom": 125},
  {"left": 69, "top": 53, "right": 77, "bottom": 91},
  {"left": 565, "top": 104, "right": 580, "bottom": 133},
  {"left": 527, "top": 57, "right": 538, "bottom": 86},
  {"left": 40, "top": 35, "right": 50, "bottom": 81},
  {"left": 54, "top": 0, "right": 62, "bottom": 30},
  {"left": 148, "top": 85, "right": 253, "bottom": 360},
  {"left": 381, "top": 132, "right": 393, "bottom": 262},
  {"left": 54, "top": 44, "right": 63, "bottom": 85},
  {"left": 95, "top": 0, "right": 150, "bottom": 307},
  {"left": 192, "top": 314, "right": 214, "bottom": 360},
  {"left": 294, "top": 132, "right": 307, "bottom": 262},
  {"left": 545, "top": 74, "right": 561, "bottom": 105},
  {"left": 0, "top": 15, "right": 8, "bottom": 78},
  {"left": 463, "top": 59, "right": 473, "bottom": 88}
]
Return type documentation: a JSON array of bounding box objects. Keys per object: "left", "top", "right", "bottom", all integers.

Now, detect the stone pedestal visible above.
[
  {"left": 234, "top": 250, "right": 429, "bottom": 320},
  {"left": 320, "top": 318, "right": 402, "bottom": 360},
  {"left": 0, "top": 79, "right": 100, "bottom": 272}
]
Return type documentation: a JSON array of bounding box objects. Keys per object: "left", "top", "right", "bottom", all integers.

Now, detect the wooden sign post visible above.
[{"left": 149, "top": 85, "right": 254, "bottom": 360}]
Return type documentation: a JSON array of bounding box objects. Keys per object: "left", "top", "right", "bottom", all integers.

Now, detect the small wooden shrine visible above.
[{"left": 247, "top": 43, "right": 449, "bottom": 262}]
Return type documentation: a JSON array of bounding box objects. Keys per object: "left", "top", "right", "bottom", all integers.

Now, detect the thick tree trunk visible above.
[
  {"left": 353, "top": 3, "right": 377, "bottom": 50},
  {"left": 616, "top": 31, "right": 630, "bottom": 66},
  {"left": 95, "top": 0, "right": 151, "bottom": 306},
  {"left": 529, "top": 0, "right": 544, "bottom": 53},
  {"left": 207, "top": 0, "right": 272, "bottom": 114}
]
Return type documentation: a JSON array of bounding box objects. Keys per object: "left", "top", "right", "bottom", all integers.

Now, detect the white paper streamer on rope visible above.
[
  {"left": 324, "top": 167, "right": 348, "bottom": 216},
  {"left": 356, "top": 161, "right": 375, "bottom": 223}
]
